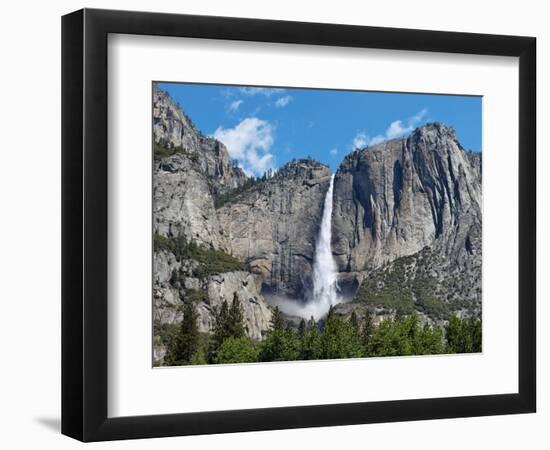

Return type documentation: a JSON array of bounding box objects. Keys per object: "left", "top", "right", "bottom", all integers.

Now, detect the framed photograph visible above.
[{"left": 62, "top": 8, "right": 536, "bottom": 442}]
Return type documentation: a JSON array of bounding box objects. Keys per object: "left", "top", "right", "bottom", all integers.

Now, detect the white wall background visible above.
[{"left": 0, "top": 0, "right": 546, "bottom": 448}]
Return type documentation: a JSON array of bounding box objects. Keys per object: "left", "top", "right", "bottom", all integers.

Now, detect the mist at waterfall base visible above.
[{"left": 267, "top": 175, "right": 347, "bottom": 320}]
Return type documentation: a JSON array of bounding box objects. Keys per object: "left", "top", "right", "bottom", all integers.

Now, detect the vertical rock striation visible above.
[
  {"left": 217, "top": 160, "right": 332, "bottom": 298},
  {"left": 332, "top": 123, "right": 482, "bottom": 312},
  {"left": 153, "top": 86, "right": 247, "bottom": 248},
  {"left": 152, "top": 87, "right": 273, "bottom": 363},
  {"left": 152, "top": 83, "right": 483, "bottom": 359}
]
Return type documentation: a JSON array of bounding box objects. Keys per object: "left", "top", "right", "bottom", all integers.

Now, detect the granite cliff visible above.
[
  {"left": 152, "top": 86, "right": 482, "bottom": 363},
  {"left": 217, "top": 159, "right": 332, "bottom": 299},
  {"left": 332, "top": 123, "right": 482, "bottom": 319},
  {"left": 152, "top": 87, "right": 273, "bottom": 363}
]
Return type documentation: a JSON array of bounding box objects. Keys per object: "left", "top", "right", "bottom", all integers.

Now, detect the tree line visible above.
[
  {"left": 163, "top": 294, "right": 482, "bottom": 366},
  {"left": 154, "top": 233, "right": 245, "bottom": 279}
]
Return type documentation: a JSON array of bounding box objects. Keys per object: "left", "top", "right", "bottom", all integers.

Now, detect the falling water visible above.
[
  {"left": 267, "top": 174, "right": 340, "bottom": 320},
  {"left": 310, "top": 174, "right": 339, "bottom": 316}
]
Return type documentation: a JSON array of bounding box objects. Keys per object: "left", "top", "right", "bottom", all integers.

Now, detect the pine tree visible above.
[
  {"left": 406, "top": 311, "right": 419, "bottom": 340},
  {"left": 445, "top": 315, "right": 464, "bottom": 353},
  {"left": 414, "top": 323, "right": 444, "bottom": 355},
  {"left": 228, "top": 292, "right": 246, "bottom": 339},
  {"left": 215, "top": 337, "right": 260, "bottom": 364},
  {"left": 360, "top": 309, "right": 374, "bottom": 351},
  {"left": 321, "top": 308, "right": 363, "bottom": 359},
  {"left": 259, "top": 307, "right": 300, "bottom": 362},
  {"left": 394, "top": 306, "right": 405, "bottom": 321},
  {"left": 445, "top": 315, "right": 482, "bottom": 353},
  {"left": 467, "top": 316, "right": 482, "bottom": 352},
  {"left": 300, "top": 317, "right": 321, "bottom": 360},
  {"left": 209, "top": 294, "right": 251, "bottom": 363},
  {"left": 208, "top": 300, "right": 230, "bottom": 362},
  {"left": 171, "top": 298, "right": 199, "bottom": 364},
  {"left": 270, "top": 306, "right": 285, "bottom": 331},
  {"left": 298, "top": 319, "right": 306, "bottom": 339},
  {"left": 366, "top": 313, "right": 446, "bottom": 357}
]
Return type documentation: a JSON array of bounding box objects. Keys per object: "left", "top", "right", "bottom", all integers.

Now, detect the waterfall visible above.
[
  {"left": 266, "top": 174, "right": 341, "bottom": 320},
  {"left": 310, "top": 174, "right": 339, "bottom": 316}
]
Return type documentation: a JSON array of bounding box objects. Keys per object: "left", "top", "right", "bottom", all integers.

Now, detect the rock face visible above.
[
  {"left": 152, "top": 83, "right": 483, "bottom": 365},
  {"left": 332, "top": 123, "right": 482, "bottom": 312},
  {"left": 217, "top": 160, "right": 332, "bottom": 298},
  {"left": 205, "top": 272, "right": 273, "bottom": 339},
  {"left": 153, "top": 86, "right": 248, "bottom": 247},
  {"left": 152, "top": 251, "right": 271, "bottom": 340},
  {"left": 153, "top": 87, "right": 247, "bottom": 197},
  {"left": 153, "top": 155, "right": 227, "bottom": 249},
  {"left": 152, "top": 87, "right": 273, "bottom": 364}
]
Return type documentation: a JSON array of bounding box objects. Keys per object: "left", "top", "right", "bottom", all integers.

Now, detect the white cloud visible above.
[
  {"left": 385, "top": 120, "right": 408, "bottom": 139},
  {"left": 212, "top": 117, "right": 275, "bottom": 176},
  {"left": 351, "top": 109, "right": 428, "bottom": 149},
  {"left": 329, "top": 147, "right": 338, "bottom": 156},
  {"left": 238, "top": 87, "right": 286, "bottom": 97},
  {"left": 386, "top": 109, "right": 427, "bottom": 139},
  {"left": 274, "top": 95, "right": 292, "bottom": 108},
  {"left": 246, "top": 149, "right": 274, "bottom": 175},
  {"left": 412, "top": 108, "right": 429, "bottom": 123},
  {"left": 367, "top": 135, "right": 385, "bottom": 146},
  {"left": 352, "top": 132, "right": 369, "bottom": 149},
  {"left": 228, "top": 99, "right": 243, "bottom": 112}
]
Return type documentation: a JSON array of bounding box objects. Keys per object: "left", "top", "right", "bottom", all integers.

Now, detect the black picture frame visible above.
[{"left": 62, "top": 8, "right": 536, "bottom": 442}]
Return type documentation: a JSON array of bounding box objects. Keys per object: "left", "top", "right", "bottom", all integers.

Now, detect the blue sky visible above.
[{"left": 157, "top": 82, "right": 482, "bottom": 176}]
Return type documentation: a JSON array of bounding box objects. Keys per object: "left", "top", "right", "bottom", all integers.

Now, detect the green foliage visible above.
[
  {"left": 153, "top": 141, "right": 176, "bottom": 160},
  {"left": 299, "top": 318, "right": 321, "bottom": 360},
  {"left": 355, "top": 251, "right": 452, "bottom": 320},
  {"left": 445, "top": 315, "right": 482, "bottom": 353},
  {"left": 208, "top": 295, "right": 247, "bottom": 362},
  {"left": 215, "top": 337, "right": 260, "bottom": 364},
  {"left": 416, "top": 295, "right": 448, "bottom": 320},
  {"left": 320, "top": 308, "right": 364, "bottom": 359},
  {"left": 157, "top": 309, "right": 211, "bottom": 367},
  {"left": 184, "top": 288, "right": 209, "bottom": 304},
  {"left": 168, "top": 298, "right": 200, "bottom": 365},
  {"left": 190, "top": 349, "right": 208, "bottom": 365},
  {"left": 270, "top": 307, "right": 286, "bottom": 331},
  {"left": 415, "top": 323, "right": 445, "bottom": 355},
  {"left": 350, "top": 311, "right": 359, "bottom": 333},
  {"left": 256, "top": 307, "right": 300, "bottom": 361},
  {"left": 153, "top": 233, "right": 176, "bottom": 254},
  {"left": 157, "top": 299, "right": 481, "bottom": 367},
  {"left": 228, "top": 293, "right": 246, "bottom": 339},
  {"left": 209, "top": 300, "right": 231, "bottom": 362},
  {"left": 156, "top": 317, "right": 207, "bottom": 366},
  {"left": 355, "top": 271, "right": 415, "bottom": 315},
  {"left": 153, "top": 233, "right": 245, "bottom": 278},
  {"left": 153, "top": 141, "right": 198, "bottom": 162},
  {"left": 367, "top": 313, "right": 444, "bottom": 357},
  {"left": 360, "top": 309, "right": 374, "bottom": 349},
  {"left": 153, "top": 320, "right": 180, "bottom": 364},
  {"left": 259, "top": 327, "right": 301, "bottom": 362},
  {"left": 190, "top": 244, "right": 245, "bottom": 278},
  {"left": 298, "top": 319, "right": 306, "bottom": 338}
]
